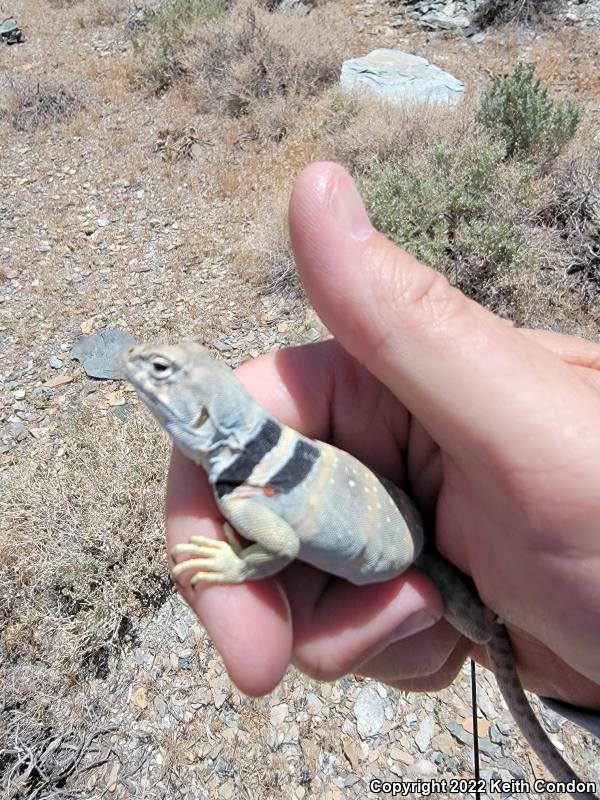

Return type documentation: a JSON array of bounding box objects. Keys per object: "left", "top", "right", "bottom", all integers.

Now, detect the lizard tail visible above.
[{"left": 486, "top": 625, "right": 598, "bottom": 800}]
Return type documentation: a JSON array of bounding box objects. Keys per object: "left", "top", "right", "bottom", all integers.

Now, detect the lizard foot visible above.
[{"left": 170, "top": 537, "right": 245, "bottom": 585}]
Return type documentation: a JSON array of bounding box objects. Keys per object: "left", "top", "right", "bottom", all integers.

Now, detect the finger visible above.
[
  {"left": 289, "top": 162, "right": 600, "bottom": 471},
  {"left": 280, "top": 562, "right": 443, "bottom": 680},
  {"left": 166, "top": 446, "right": 292, "bottom": 695},
  {"left": 517, "top": 328, "right": 600, "bottom": 390},
  {"left": 358, "top": 629, "right": 472, "bottom": 691},
  {"left": 518, "top": 327, "right": 600, "bottom": 370}
]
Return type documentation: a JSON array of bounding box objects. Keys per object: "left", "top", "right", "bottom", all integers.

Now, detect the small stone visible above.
[
  {"left": 106, "top": 763, "right": 119, "bottom": 793},
  {"left": 409, "top": 759, "right": 437, "bottom": 777},
  {"left": 447, "top": 719, "right": 472, "bottom": 745},
  {"left": 8, "top": 421, "right": 28, "bottom": 441},
  {"left": 476, "top": 688, "right": 500, "bottom": 720},
  {"left": 461, "top": 716, "right": 491, "bottom": 737},
  {"left": 305, "top": 692, "right": 324, "bottom": 715},
  {"left": 341, "top": 735, "right": 363, "bottom": 768},
  {"left": 97, "top": 218, "right": 110, "bottom": 227},
  {"left": 178, "top": 655, "right": 192, "bottom": 670},
  {"left": 489, "top": 723, "right": 507, "bottom": 744},
  {"left": 431, "top": 731, "right": 453, "bottom": 752},
  {"left": 389, "top": 746, "right": 414, "bottom": 765},
  {"left": 70, "top": 329, "right": 136, "bottom": 380},
  {"left": 218, "top": 779, "right": 235, "bottom": 799},
  {"left": 43, "top": 374, "right": 74, "bottom": 389},
  {"left": 48, "top": 356, "right": 64, "bottom": 369},
  {"left": 153, "top": 695, "right": 168, "bottom": 718},
  {"left": 131, "top": 686, "right": 148, "bottom": 709},
  {"left": 415, "top": 716, "right": 435, "bottom": 752},
  {"left": 174, "top": 621, "right": 187, "bottom": 641},
  {"left": 270, "top": 703, "right": 289, "bottom": 727},
  {"left": 300, "top": 738, "right": 320, "bottom": 767},
  {"left": 478, "top": 737, "right": 499, "bottom": 757},
  {"left": 210, "top": 674, "right": 229, "bottom": 709},
  {"left": 354, "top": 686, "right": 385, "bottom": 738},
  {"left": 14, "top": 389, "right": 25, "bottom": 400}
]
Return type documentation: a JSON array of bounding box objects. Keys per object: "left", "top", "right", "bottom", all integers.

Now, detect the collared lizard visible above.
[{"left": 124, "top": 340, "right": 597, "bottom": 799}]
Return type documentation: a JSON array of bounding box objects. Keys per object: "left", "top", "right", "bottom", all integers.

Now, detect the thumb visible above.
[{"left": 288, "top": 161, "right": 592, "bottom": 464}]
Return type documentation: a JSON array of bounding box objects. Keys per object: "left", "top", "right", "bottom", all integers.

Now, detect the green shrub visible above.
[
  {"left": 130, "top": 0, "right": 228, "bottom": 92},
  {"left": 455, "top": 219, "right": 525, "bottom": 273},
  {"left": 476, "top": 62, "right": 582, "bottom": 160},
  {"left": 363, "top": 141, "right": 521, "bottom": 270},
  {"left": 361, "top": 138, "right": 536, "bottom": 300},
  {"left": 309, "top": 91, "right": 361, "bottom": 139},
  {"left": 363, "top": 156, "right": 449, "bottom": 269}
]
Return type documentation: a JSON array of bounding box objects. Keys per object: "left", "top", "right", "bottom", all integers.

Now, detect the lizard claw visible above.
[{"left": 170, "top": 537, "right": 245, "bottom": 584}]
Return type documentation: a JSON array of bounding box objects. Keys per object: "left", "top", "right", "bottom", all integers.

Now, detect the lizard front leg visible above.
[{"left": 170, "top": 500, "right": 300, "bottom": 586}]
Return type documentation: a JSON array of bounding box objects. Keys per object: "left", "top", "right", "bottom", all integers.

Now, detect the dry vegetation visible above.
[
  {"left": 0, "top": 410, "right": 171, "bottom": 796},
  {"left": 0, "top": 76, "right": 84, "bottom": 131},
  {"left": 1, "top": 0, "right": 600, "bottom": 795}
]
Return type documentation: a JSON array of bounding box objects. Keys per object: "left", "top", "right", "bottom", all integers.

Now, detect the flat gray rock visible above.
[
  {"left": 0, "top": 17, "right": 25, "bottom": 44},
  {"left": 70, "top": 329, "right": 136, "bottom": 379},
  {"left": 354, "top": 686, "right": 385, "bottom": 738},
  {"left": 340, "top": 49, "right": 464, "bottom": 105}
]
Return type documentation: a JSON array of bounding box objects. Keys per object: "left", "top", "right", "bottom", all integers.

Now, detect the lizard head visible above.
[{"left": 123, "top": 341, "right": 257, "bottom": 464}]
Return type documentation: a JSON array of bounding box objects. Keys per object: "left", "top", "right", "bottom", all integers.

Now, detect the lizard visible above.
[{"left": 123, "top": 340, "right": 598, "bottom": 799}]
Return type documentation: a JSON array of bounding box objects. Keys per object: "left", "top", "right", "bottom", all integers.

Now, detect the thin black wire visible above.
[{"left": 471, "top": 658, "right": 481, "bottom": 800}]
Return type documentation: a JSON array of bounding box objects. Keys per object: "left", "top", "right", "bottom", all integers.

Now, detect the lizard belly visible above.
[{"left": 268, "top": 449, "right": 425, "bottom": 585}]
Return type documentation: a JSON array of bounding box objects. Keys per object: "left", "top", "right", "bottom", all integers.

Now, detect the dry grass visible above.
[
  {"left": 322, "top": 91, "right": 477, "bottom": 174},
  {"left": 85, "top": 0, "right": 127, "bottom": 26},
  {"left": 0, "top": 76, "right": 84, "bottom": 131},
  {"left": 0, "top": 405, "right": 172, "bottom": 796},
  {"left": 129, "top": 0, "right": 230, "bottom": 93},
  {"left": 472, "top": 0, "right": 558, "bottom": 28},
  {"left": 545, "top": 153, "right": 600, "bottom": 299},
  {"left": 210, "top": 75, "right": 599, "bottom": 326},
  {"left": 191, "top": 1, "right": 352, "bottom": 114},
  {"left": 0, "top": 406, "right": 170, "bottom": 683},
  {"left": 132, "top": 0, "right": 356, "bottom": 104}
]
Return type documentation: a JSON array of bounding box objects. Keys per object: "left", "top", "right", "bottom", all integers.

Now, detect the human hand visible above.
[{"left": 167, "top": 162, "right": 600, "bottom": 709}]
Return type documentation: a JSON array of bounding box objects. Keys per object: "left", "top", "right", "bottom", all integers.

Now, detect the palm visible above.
[{"left": 166, "top": 337, "right": 600, "bottom": 708}]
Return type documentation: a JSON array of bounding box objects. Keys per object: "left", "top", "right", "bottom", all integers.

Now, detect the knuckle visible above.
[{"left": 395, "top": 267, "right": 467, "bottom": 336}]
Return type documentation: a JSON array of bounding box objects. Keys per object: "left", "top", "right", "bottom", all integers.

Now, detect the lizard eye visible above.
[
  {"left": 191, "top": 408, "right": 209, "bottom": 428},
  {"left": 149, "top": 356, "right": 173, "bottom": 380}
]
